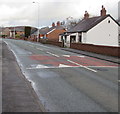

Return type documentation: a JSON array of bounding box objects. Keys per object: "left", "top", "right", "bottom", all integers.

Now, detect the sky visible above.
[{"left": 0, "top": 0, "right": 119, "bottom": 28}]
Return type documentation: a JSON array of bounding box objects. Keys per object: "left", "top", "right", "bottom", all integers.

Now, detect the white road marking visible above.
[
  {"left": 59, "top": 64, "right": 72, "bottom": 68},
  {"left": 26, "top": 64, "right": 81, "bottom": 69},
  {"left": 46, "top": 51, "right": 59, "bottom": 57},
  {"left": 26, "top": 64, "right": 118, "bottom": 70},
  {"left": 62, "top": 55, "right": 70, "bottom": 57},
  {"left": 118, "top": 80, "right": 120, "bottom": 82},
  {"left": 77, "top": 55, "right": 85, "bottom": 58},
  {"left": 67, "top": 60, "right": 97, "bottom": 73},
  {"left": 88, "top": 66, "right": 118, "bottom": 68},
  {"left": 36, "top": 48, "right": 43, "bottom": 51},
  {"left": 27, "top": 64, "right": 49, "bottom": 69}
]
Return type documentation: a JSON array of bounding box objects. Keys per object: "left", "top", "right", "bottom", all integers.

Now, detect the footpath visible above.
[
  {"left": 62, "top": 48, "right": 119, "bottom": 64},
  {"left": 2, "top": 42, "right": 44, "bottom": 112}
]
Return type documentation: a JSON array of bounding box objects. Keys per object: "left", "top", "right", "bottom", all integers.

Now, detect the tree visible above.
[
  {"left": 62, "top": 16, "right": 82, "bottom": 30},
  {"left": 25, "top": 27, "right": 31, "bottom": 38}
]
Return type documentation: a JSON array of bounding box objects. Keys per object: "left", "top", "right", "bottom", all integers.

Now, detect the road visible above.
[{"left": 3, "top": 39, "right": 118, "bottom": 112}]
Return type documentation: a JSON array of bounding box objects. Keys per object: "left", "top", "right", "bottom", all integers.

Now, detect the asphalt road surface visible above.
[{"left": 3, "top": 39, "right": 118, "bottom": 112}]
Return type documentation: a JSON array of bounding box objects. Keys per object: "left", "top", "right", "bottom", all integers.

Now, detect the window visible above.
[
  {"left": 61, "top": 36, "right": 63, "bottom": 42},
  {"left": 108, "top": 20, "right": 110, "bottom": 23},
  {"left": 70, "top": 36, "right": 76, "bottom": 43},
  {"left": 79, "top": 35, "right": 82, "bottom": 42}
]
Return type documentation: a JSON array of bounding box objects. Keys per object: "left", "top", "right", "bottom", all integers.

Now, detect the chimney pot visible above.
[
  {"left": 52, "top": 22, "right": 55, "bottom": 27},
  {"left": 84, "top": 11, "right": 89, "bottom": 19},
  {"left": 57, "top": 21, "right": 61, "bottom": 26},
  {"left": 101, "top": 5, "right": 106, "bottom": 16}
]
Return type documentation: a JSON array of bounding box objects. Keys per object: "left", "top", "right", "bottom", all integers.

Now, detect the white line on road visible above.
[
  {"left": 62, "top": 55, "right": 70, "bottom": 57},
  {"left": 46, "top": 51, "right": 59, "bottom": 57},
  {"left": 36, "top": 48, "right": 43, "bottom": 51},
  {"left": 77, "top": 55, "right": 85, "bottom": 58},
  {"left": 118, "top": 80, "right": 120, "bottom": 82},
  {"left": 67, "top": 60, "right": 97, "bottom": 73},
  {"left": 88, "top": 66, "right": 118, "bottom": 68}
]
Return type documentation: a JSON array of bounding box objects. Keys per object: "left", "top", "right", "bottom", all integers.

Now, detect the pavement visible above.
[
  {"left": 62, "top": 48, "right": 120, "bottom": 64},
  {"left": 2, "top": 41, "right": 44, "bottom": 112}
]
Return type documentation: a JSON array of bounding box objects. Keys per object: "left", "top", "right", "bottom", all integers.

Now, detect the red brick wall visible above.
[
  {"left": 40, "top": 39, "right": 62, "bottom": 47},
  {"left": 47, "top": 29, "right": 66, "bottom": 41},
  {"left": 71, "top": 43, "right": 120, "bottom": 57}
]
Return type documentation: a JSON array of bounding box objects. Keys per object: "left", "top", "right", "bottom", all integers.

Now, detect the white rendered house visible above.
[{"left": 59, "top": 6, "right": 120, "bottom": 47}]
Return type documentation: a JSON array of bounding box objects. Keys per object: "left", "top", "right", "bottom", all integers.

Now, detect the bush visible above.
[{"left": 15, "top": 34, "right": 22, "bottom": 39}]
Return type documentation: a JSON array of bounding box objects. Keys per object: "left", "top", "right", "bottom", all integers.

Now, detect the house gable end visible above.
[{"left": 86, "top": 15, "right": 120, "bottom": 32}]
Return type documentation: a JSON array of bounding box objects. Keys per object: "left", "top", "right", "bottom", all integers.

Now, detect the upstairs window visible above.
[{"left": 108, "top": 20, "right": 110, "bottom": 23}]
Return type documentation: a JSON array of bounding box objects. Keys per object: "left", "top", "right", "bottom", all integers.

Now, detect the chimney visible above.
[
  {"left": 100, "top": 5, "right": 106, "bottom": 16},
  {"left": 84, "top": 11, "right": 89, "bottom": 19},
  {"left": 57, "top": 21, "right": 61, "bottom": 26},
  {"left": 52, "top": 22, "right": 55, "bottom": 27}
]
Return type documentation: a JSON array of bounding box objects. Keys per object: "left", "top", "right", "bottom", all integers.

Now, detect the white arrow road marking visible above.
[
  {"left": 26, "top": 64, "right": 49, "bottom": 69},
  {"left": 46, "top": 51, "right": 59, "bottom": 57},
  {"left": 59, "top": 64, "right": 73, "bottom": 68},
  {"left": 62, "top": 55, "right": 70, "bottom": 57},
  {"left": 67, "top": 60, "right": 97, "bottom": 73}
]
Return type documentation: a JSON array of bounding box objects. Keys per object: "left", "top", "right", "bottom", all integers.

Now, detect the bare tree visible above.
[{"left": 62, "top": 16, "right": 82, "bottom": 30}]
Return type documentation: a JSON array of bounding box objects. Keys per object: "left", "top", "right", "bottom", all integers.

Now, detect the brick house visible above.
[
  {"left": 0, "top": 27, "right": 10, "bottom": 38},
  {"left": 39, "top": 21, "right": 66, "bottom": 42}
]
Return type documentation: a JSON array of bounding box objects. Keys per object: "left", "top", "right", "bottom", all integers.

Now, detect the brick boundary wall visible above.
[
  {"left": 70, "top": 43, "right": 120, "bottom": 57},
  {"left": 40, "top": 39, "right": 62, "bottom": 47}
]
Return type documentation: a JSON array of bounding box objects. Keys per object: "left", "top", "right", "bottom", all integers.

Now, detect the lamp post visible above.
[
  {"left": 33, "top": 1, "right": 40, "bottom": 42},
  {"left": 1, "top": 25, "right": 3, "bottom": 38}
]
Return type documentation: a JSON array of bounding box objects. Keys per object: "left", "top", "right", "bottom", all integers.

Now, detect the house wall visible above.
[
  {"left": 40, "top": 34, "right": 44, "bottom": 38},
  {"left": 85, "top": 17, "right": 119, "bottom": 46},
  {"left": 119, "top": 26, "right": 120, "bottom": 45},
  {"left": 82, "top": 32, "right": 87, "bottom": 42},
  {"left": 47, "top": 29, "right": 66, "bottom": 41},
  {"left": 59, "top": 35, "right": 62, "bottom": 42},
  {"left": 16, "top": 31, "right": 24, "bottom": 36},
  {"left": 3, "top": 28, "right": 10, "bottom": 37}
]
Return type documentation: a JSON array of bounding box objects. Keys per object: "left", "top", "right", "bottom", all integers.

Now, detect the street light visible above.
[{"left": 33, "top": 1, "right": 40, "bottom": 42}]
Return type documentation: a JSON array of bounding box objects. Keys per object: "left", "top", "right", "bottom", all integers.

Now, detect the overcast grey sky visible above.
[{"left": 0, "top": 0, "right": 119, "bottom": 28}]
